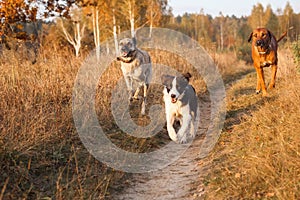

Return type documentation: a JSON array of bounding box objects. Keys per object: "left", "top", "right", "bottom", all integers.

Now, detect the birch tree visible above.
[
  {"left": 92, "top": 6, "right": 101, "bottom": 60},
  {"left": 119, "top": 0, "right": 139, "bottom": 38},
  {"left": 112, "top": 8, "right": 119, "bottom": 55},
  {"left": 59, "top": 8, "right": 85, "bottom": 57},
  {"left": 146, "top": 0, "right": 162, "bottom": 38},
  {"left": 104, "top": 0, "right": 121, "bottom": 56},
  {"left": 218, "top": 12, "right": 225, "bottom": 51},
  {"left": 248, "top": 3, "right": 264, "bottom": 29},
  {"left": 60, "top": 19, "right": 85, "bottom": 57},
  {"left": 127, "top": 0, "right": 136, "bottom": 38}
]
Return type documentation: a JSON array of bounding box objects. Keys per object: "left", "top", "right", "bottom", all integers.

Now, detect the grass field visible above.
[
  {"left": 200, "top": 49, "right": 300, "bottom": 199},
  {"left": 0, "top": 42, "right": 299, "bottom": 199}
]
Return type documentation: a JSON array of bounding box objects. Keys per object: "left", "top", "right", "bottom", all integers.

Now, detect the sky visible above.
[{"left": 168, "top": 0, "right": 300, "bottom": 17}]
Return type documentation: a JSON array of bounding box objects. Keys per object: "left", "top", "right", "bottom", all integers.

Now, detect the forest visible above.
[{"left": 1, "top": 0, "right": 299, "bottom": 59}]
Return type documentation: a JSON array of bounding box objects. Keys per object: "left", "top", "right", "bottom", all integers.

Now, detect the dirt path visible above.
[
  {"left": 108, "top": 65, "right": 255, "bottom": 199},
  {"left": 110, "top": 96, "right": 212, "bottom": 200}
]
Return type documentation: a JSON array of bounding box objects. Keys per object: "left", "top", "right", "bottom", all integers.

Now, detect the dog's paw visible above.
[
  {"left": 268, "top": 84, "right": 275, "bottom": 90},
  {"left": 178, "top": 134, "right": 187, "bottom": 144},
  {"left": 189, "top": 132, "right": 195, "bottom": 140},
  {"left": 128, "top": 97, "right": 133, "bottom": 104},
  {"left": 169, "top": 135, "right": 178, "bottom": 143},
  {"left": 179, "top": 137, "right": 187, "bottom": 144},
  {"left": 133, "top": 95, "right": 141, "bottom": 101}
]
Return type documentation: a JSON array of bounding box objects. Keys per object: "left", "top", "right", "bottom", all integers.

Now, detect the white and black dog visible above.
[
  {"left": 117, "top": 37, "right": 152, "bottom": 115},
  {"left": 161, "top": 72, "right": 198, "bottom": 144}
]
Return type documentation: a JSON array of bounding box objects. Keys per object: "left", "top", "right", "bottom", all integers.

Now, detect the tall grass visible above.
[
  {"left": 1, "top": 39, "right": 298, "bottom": 199},
  {"left": 0, "top": 43, "right": 208, "bottom": 198},
  {"left": 0, "top": 47, "right": 125, "bottom": 199},
  {"left": 202, "top": 49, "right": 300, "bottom": 199}
]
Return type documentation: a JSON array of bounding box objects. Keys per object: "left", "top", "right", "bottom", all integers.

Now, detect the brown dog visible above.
[{"left": 248, "top": 28, "right": 287, "bottom": 96}]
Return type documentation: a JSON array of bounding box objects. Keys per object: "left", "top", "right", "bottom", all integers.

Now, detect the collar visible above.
[
  {"left": 120, "top": 57, "right": 134, "bottom": 63},
  {"left": 118, "top": 50, "right": 137, "bottom": 63}
]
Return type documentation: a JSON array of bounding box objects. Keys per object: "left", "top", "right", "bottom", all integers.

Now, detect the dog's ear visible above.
[
  {"left": 267, "top": 30, "right": 272, "bottom": 40},
  {"left": 248, "top": 32, "right": 253, "bottom": 43},
  {"left": 183, "top": 72, "right": 192, "bottom": 82}
]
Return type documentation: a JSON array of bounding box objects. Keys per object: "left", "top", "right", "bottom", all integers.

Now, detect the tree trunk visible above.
[
  {"left": 128, "top": 1, "right": 135, "bottom": 38},
  {"left": 93, "top": 7, "right": 100, "bottom": 60},
  {"left": 60, "top": 20, "right": 85, "bottom": 57},
  {"left": 113, "top": 9, "right": 119, "bottom": 56}
]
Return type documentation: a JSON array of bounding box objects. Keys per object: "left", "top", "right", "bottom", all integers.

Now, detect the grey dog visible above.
[{"left": 117, "top": 38, "right": 152, "bottom": 115}]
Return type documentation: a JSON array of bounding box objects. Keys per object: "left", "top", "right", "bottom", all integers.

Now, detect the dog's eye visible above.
[
  {"left": 262, "top": 33, "right": 266, "bottom": 37},
  {"left": 253, "top": 34, "right": 257, "bottom": 38},
  {"left": 119, "top": 42, "right": 123, "bottom": 46},
  {"left": 166, "top": 87, "right": 171, "bottom": 93}
]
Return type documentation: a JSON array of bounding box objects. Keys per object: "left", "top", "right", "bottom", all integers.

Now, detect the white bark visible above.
[
  {"left": 113, "top": 8, "right": 119, "bottom": 56},
  {"left": 128, "top": 1, "right": 135, "bottom": 38},
  {"left": 60, "top": 20, "right": 85, "bottom": 57},
  {"left": 93, "top": 7, "right": 101, "bottom": 60},
  {"left": 149, "top": 0, "right": 153, "bottom": 38}
]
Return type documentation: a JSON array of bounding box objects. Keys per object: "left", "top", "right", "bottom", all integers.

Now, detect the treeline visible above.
[
  {"left": 0, "top": 0, "right": 299, "bottom": 57},
  {"left": 51, "top": 1, "right": 300, "bottom": 62},
  {"left": 167, "top": 2, "right": 300, "bottom": 51}
]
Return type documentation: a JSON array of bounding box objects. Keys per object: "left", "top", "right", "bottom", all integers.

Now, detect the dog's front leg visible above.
[
  {"left": 268, "top": 64, "right": 277, "bottom": 89},
  {"left": 255, "top": 64, "right": 267, "bottom": 96},
  {"left": 189, "top": 118, "right": 196, "bottom": 139},
  {"left": 124, "top": 76, "right": 134, "bottom": 101},
  {"left": 166, "top": 114, "right": 178, "bottom": 142},
  {"left": 177, "top": 114, "right": 192, "bottom": 144},
  {"left": 255, "top": 68, "right": 261, "bottom": 94},
  {"left": 133, "top": 87, "right": 140, "bottom": 100}
]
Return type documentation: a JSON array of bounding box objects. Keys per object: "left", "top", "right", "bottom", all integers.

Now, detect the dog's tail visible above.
[
  {"left": 277, "top": 27, "right": 293, "bottom": 43},
  {"left": 277, "top": 31, "right": 287, "bottom": 43}
]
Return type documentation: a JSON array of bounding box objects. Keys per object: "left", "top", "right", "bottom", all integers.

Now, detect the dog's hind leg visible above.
[
  {"left": 190, "top": 119, "right": 195, "bottom": 139},
  {"left": 133, "top": 86, "right": 140, "bottom": 100}
]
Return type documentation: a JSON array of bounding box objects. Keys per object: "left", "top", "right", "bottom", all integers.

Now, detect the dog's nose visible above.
[
  {"left": 256, "top": 40, "right": 263, "bottom": 47},
  {"left": 171, "top": 94, "right": 176, "bottom": 98}
]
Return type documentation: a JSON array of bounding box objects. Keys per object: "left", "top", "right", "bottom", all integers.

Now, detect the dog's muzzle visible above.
[
  {"left": 120, "top": 47, "right": 135, "bottom": 58},
  {"left": 171, "top": 94, "right": 177, "bottom": 103},
  {"left": 120, "top": 48, "right": 130, "bottom": 57},
  {"left": 255, "top": 40, "right": 264, "bottom": 47}
]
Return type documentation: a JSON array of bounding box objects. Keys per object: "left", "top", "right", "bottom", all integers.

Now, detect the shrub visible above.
[
  {"left": 237, "top": 44, "right": 252, "bottom": 64},
  {"left": 292, "top": 36, "right": 300, "bottom": 72}
]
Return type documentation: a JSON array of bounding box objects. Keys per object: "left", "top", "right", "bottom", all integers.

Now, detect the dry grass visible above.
[
  {"left": 0, "top": 47, "right": 124, "bottom": 199},
  {"left": 0, "top": 44, "right": 208, "bottom": 198},
  {"left": 1, "top": 40, "right": 298, "bottom": 199},
  {"left": 202, "top": 49, "right": 300, "bottom": 199}
]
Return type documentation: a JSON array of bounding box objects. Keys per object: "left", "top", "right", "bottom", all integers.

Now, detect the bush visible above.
[
  {"left": 292, "top": 36, "right": 300, "bottom": 72},
  {"left": 237, "top": 44, "right": 252, "bottom": 64}
]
